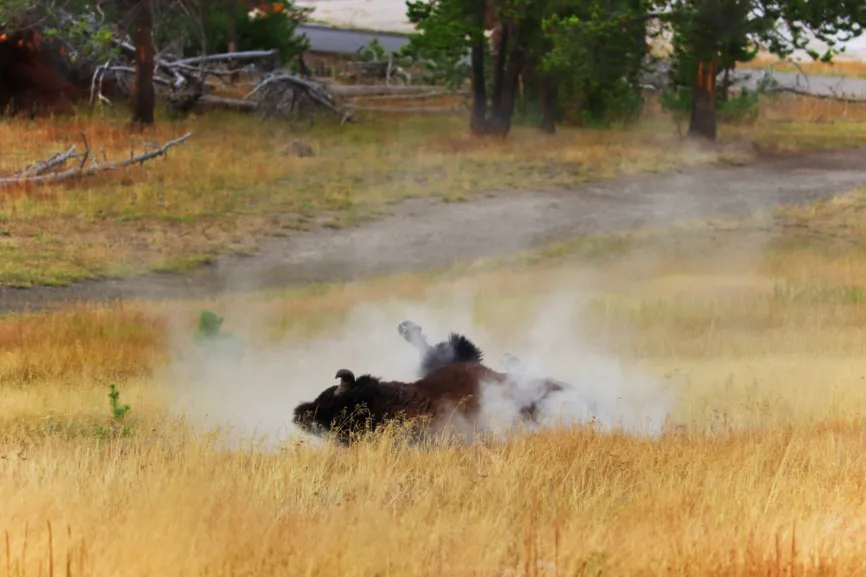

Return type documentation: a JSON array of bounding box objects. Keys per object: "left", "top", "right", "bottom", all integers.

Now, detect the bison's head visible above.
[{"left": 291, "top": 369, "right": 375, "bottom": 440}]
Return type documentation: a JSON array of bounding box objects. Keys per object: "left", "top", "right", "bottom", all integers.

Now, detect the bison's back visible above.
[{"left": 412, "top": 363, "right": 509, "bottom": 413}]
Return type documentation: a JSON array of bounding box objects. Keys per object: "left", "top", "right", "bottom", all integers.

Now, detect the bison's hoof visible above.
[
  {"left": 398, "top": 320, "right": 422, "bottom": 340},
  {"left": 501, "top": 352, "right": 524, "bottom": 372}
]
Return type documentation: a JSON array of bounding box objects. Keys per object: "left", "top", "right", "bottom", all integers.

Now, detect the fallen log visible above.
[
  {"left": 348, "top": 105, "right": 465, "bottom": 113},
  {"left": 326, "top": 84, "right": 451, "bottom": 97},
  {"left": 196, "top": 95, "right": 258, "bottom": 112},
  {"left": 0, "top": 133, "right": 193, "bottom": 188},
  {"left": 766, "top": 85, "right": 866, "bottom": 103}
]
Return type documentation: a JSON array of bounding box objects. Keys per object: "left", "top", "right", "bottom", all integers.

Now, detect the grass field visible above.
[
  {"left": 3, "top": 81, "right": 866, "bottom": 574},
  {"left": 739, "top": 55, "right": 866, "bottom": 79},
  {"left": 4, "top": 179, "right": 866, "bottom": 574},
  {"left": 1, "top": 91, "right": 866, "bottom": 287}
]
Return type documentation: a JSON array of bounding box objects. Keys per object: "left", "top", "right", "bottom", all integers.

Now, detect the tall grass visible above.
[{"left": 4, "top": 189, "right": 866, "bottom": 574}]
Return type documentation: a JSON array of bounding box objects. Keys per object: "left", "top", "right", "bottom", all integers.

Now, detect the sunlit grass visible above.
[
  {"left": 4, "top": 187, "right": 866, "bottom": 574},
  {"left": 739, "top": 55, "right": 866, "bottom": 79}
]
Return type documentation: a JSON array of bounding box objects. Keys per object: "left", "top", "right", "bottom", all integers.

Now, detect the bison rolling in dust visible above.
[
  {"left": 397, "top": 319, "right": 577, "bottom": 406},
  {"left": 292, "top": 362, "right": 523, "bottom": 445},
  {"left": 292, "top": 327, "right": 577, "bottom": 445}
]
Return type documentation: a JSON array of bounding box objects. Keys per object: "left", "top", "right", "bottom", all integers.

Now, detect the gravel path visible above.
[{"left": 2, "top": 147, "right": 865, "bottom": 313}]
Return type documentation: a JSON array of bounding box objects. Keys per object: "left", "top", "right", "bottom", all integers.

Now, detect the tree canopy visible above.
[{"left": 401, "top": 0, "right": 866, "bottom": 138}]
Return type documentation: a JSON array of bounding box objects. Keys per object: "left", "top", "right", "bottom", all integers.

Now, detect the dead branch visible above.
[
  {"left": 102, "top": 66, "right": 175, "bottom": 88},
  {"left": 174, "top": 50, "right": 279, "bottom": 66},
  {"left": 348, "top": 105, "right": 465, "bottom": 113},
  {"left": 0, "top": 133, "right": 193, "bottom": 188},
  {"left": 766, "top": 86, "right": 866, "bottom": 103},
  {"left": 196, "top": 95, "right": 258, "bottom": 112},
  {"left": 16, "top": 146, "right": 77, "bottom": 177},
  {"left": 326, "top": 85, "right": 447, "bottom": 97},
  {"left": 245, "top": 73, "right": 354, "bottom": 124},
  {"left": 349, "top": 90, "right": 467, "bottom": 102}
]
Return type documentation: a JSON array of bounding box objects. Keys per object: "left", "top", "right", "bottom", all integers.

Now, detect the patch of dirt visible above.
[{"left": 2, "top": 147, "right": 865, "bottom": 314}]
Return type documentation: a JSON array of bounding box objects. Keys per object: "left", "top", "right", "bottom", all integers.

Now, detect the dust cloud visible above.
[{"left": 161, "top": 273, "right": 676, "bottom": 450}]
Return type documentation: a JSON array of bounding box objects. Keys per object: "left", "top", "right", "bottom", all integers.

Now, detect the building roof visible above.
[{"left": 298, "top": 24, "right": 412, "bottom": 56}]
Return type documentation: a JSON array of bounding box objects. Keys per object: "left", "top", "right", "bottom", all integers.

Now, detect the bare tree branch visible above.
[
  {"left": 0, "top": 133, "right": 193, "bottom": 188},
  {"left": 174, "top": 50, "right": 279, "bottom": 66},
  {"left": 766, "top": 86, "right": 866, "bottom": 103},
  {"left": 16, "top": 146, "right": 77, "bottom": 177}
]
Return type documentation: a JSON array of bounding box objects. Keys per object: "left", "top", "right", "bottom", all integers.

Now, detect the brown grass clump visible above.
[{"left": 4, "top": 188, "right": 866, "bottom": 574}]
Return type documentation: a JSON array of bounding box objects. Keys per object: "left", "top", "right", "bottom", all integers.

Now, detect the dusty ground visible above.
[{"left": 1, "top": 147, "right": 865, "bottom": 314}]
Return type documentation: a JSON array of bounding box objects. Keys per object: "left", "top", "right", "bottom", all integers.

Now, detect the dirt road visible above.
[{"left": 1, "top": 147, "right": 865, "bottom": 314}]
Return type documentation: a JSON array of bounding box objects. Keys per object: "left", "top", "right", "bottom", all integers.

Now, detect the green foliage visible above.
[
  {"left": 185, "top": 0, "right": 311, "bottom": 63},
  {"left": 401, "top": 0, "right": 474, "bottom": 88},
  {"left": 660, "top": 0, "right": 865, "bottom": 134},
  {"left": 0, "top": 0, "right": 28, "bottom": 28},
  {"left": 359, "top": 38, "right": 387, "bottom": 61},
  {"left": 42, "top": 13, "right": 119, "bottom": 64},
  {"left": 1, "top": 0, "right": 119, "bottom": 65},
  {"left": 195, "top": 309, "right": 225, "bottom": 338},
  {"left": 94, "top": 384, "right": 132, "bottom": 439},
  {"left": 192, "top": 310, "right": 247, "bottom": 361},
  {"left": 541, "top": 0, "right": 652, "bottom": 125}
]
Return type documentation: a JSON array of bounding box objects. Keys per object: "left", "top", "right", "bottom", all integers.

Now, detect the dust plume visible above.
[{"left": 160, "top": 272, "right": 677, "bottom": 449}]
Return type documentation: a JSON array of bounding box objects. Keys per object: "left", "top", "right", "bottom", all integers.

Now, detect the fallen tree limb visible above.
[
  {"left": 0, "top": 133, "right": 193, "bottom": 188},
  {"left": 174, "top": 50, "right": 278, "bottom": 66},
  {"left": 245, "top": 73, "right": 354, "bottom": 124},
  {"left": 766, "top": 85, "right": 866, "bottom": 103},
  {"left": 326, "top": 84, "right": 453, "bottom": 97},
  {"left": 349, "top": 90, "right": 467, "bottom": 102},
  {"left": 17, "top": 146, "right": 77, "bottom": 177},
  {"left": 196, "top": 95, "right": 258, "bottom": 112},
  {"left": 348, "top": 105, "right": 465, "bottom": 113}
]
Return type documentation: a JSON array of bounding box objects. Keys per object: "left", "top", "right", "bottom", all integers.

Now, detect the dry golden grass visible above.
[
  {"left": 739, "top": 55, "right": 866, "bottom": 79},
  {"left": 4, "top": 188, "right": 866, "bottom": 574},
  {"left": 0, "top": 90, "right": 865, "bottom": 287}
]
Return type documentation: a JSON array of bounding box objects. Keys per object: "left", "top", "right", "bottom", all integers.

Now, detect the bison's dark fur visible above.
[{"left": 293, "top": 362, "right": 520, "bottom": 445}]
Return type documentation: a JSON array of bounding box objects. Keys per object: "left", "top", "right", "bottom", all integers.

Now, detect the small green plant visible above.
[
  {"left": 191, "top": 310, "right": 248, "bottom": 361},
  {"left": 94, "top": 383, "right": 132, "bottom": 439}
]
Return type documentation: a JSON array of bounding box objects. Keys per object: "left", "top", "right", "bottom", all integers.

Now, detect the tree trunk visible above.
[
  {"left": 490, "top": 22, "right": 509, "bottom": 113},
  {"left": 718, "top": 64, "right": 731, "bottom": 104},
  {"left": 131, "top": 0, "right": 155, "bottom": 126},
  {"left": 688, "top": 59, "right": 717, "bottom": 140},
  {"left": 490, "top": 22, "right": 525, "bottom": 137},
  {"left": 227, "top": 0, "right": 239, "bottom": 83},
  {"left": 469, "top": 0, "right": 488, "bottom": 134},
  {"left": 538, "top": 73, "right": 557, "bottom": 134}
]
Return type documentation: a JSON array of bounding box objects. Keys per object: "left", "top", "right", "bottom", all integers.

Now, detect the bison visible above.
[
  {"left": 292, "top": 327, "right": 576, "bottom": 445},
  {"left": 292, "top": 362, "right": 530, "bottom": 445}
]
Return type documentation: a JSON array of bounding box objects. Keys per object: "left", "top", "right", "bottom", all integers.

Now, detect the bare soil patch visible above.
[{"left": 1, "top": 147, "right": 865, "bottom": 314}]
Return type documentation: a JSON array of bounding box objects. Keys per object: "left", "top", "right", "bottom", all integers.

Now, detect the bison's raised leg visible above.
[
  {"left": 398, "top": 320, "right": 431, "bottom": 353},
  {"left": 501, "top": 352, "right": 527, "bottom": 375}
]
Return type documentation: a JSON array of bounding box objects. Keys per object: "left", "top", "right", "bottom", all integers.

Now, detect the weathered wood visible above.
[{"left": 0, "top": 133, "right": 193, "bottom": 188}]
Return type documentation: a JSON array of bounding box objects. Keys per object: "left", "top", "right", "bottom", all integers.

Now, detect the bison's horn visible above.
[
  {"left": 335, "top": 368, "right": 356, "bottom": 395},
  {"left": 335, "top": 368, "right": 355, "bottom": 383}
]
